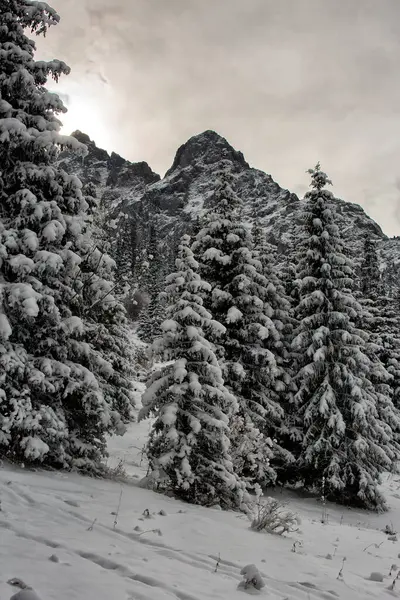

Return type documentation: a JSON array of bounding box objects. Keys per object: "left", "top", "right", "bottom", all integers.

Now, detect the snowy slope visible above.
[{"left": 2, "top": 406, "right": 400, "bottom": 600}]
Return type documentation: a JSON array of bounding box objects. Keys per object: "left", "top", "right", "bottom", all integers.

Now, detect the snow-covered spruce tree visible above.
[
  {"left": 0, "top": 1, "right": 134, "bottom": 469},
  {"left": 360, "top": 235, "right": 383, "bottom": 299},
  {"left": 383, "top": 258, "right": 400, "bottom": 300},
  {"left": 251, "top": 222, "right": 294, "bottom": 379},
  {"left": 192, "top": 174, "right": 292, "bottom": 487},
  {"left": 358, "top": 236, "right": 385, "bottom": 341},
  {"left": 83, "top": 183, "right": 137, "bottom": 302},
  {"left": 112, "top": 211, "right": 136, "bottom": 298},
  {"left": 356, "top": 236, "right": 400, "bottom": 418},
  {"left": 137, "top": 225, "right": 166, "bottom": 343},
  {"left": 139, "top": 235, "right": 247, "bottom": 508},
  {"left": 251, "top": 223, "right": 296, "bottom": 472},
  {"left": 290, "top": 163, "right": 400, "bottom": 510}
]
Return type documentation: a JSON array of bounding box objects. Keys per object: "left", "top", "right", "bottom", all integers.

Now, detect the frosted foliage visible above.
[
  {"left": 290, "top": 164, "right": 400, "bottom": 510},
  {"left": 137, "top": 225, "right": 167, "bottom": 343},
  {"left": 358, "top": 240, "right": 400, "bottom": 418},
  {"left": 229, "top": 416, "right": 276, "bottom": 488},
  {"left": 139, "top": 235, "right": 246, "bottom": 509},
  {"left": 0, "top": 2, "right": 134, "bottom": 470},
  {"left": 192, "top": 175, "right": 294, "bottom": 484}
]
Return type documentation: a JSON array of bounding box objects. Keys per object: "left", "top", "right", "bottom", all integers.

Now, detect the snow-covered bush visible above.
[
  {"left": 238, "top": 564, "right": 265, "bottom": 592},
  {"left": 248, "top": 497, "right": 299, "bottom": 535},
  {"left": 229, "top": 416, "right": 276, "bottom": 489}
]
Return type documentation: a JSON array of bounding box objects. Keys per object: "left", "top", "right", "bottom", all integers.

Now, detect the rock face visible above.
[
  {"left": 58, "top": 129, "right": 400, "bottom": 294},
  {"left": 58, "top": 130, "right": 160, "bottom": 212},
  {"left": 166, "top": 129, "right": 249, "bottom": 173}
]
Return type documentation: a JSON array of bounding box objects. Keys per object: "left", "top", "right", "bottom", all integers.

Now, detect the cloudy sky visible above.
[{"left": 37, "top": 0, "right": 400, "bottom": 236}]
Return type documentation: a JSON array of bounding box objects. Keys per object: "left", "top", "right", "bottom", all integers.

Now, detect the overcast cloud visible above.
[{"left": 36, "top": 0, "right": 400, "bottom": 236}]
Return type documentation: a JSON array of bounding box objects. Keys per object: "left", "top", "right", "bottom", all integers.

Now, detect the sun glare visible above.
[{"left": 55, "top": 80, "right": 114, "bottom": 153}]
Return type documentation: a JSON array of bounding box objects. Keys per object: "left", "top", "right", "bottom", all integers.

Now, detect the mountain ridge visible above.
[{"left": 58, "top": 129, "right": 399, "bottom": 295}]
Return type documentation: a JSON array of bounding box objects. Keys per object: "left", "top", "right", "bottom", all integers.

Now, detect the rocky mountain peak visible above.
[
  {"left": 58, "top": 129, "right": 400, "bottom": 293},
  {"left": 62, "top": 132, "right": 160, "bottom": 193},
  {"left": 166, "top": 130, "right": 249, "bottom": 176}
]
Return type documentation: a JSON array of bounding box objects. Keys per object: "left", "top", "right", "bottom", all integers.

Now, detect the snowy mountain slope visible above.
[{"left": 2, "top": 411, "right": 400, "bottom": 600}]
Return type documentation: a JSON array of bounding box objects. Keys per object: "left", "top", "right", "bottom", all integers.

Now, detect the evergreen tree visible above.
[
  {"left": 137, "top": 225, "right": 166, "bottom": 343},
  {"left": 113, "top": 211, "right": 136, "bottom": 298},
  {"left": 139, "top": 235, "right": 246, "bottom": 508},
  {"left": 0, "top": 0, "right": 134, "bottom": 469},
  {"left": 360, "top": 235, "right": 382, "bottom": 299},
  {"left": 192, "top": 174, "right": 292, "bottom": 487},
  {"left": 251, "top": 223, "right": 296, "bottom": 472},
  {"left": 252, "top": 222, "right": 294, "bottom": 377},
  {"left": 357, "top": 236, "right": 400, "bottom": 416},
  {"left": 290, "top": 163, "right": 400, "bottom": 510},
  {"left": 383, "top": 258, "right": 399, "bottom": 299},
  {"left": 367, "top": 295, "right": 400, "bottom": 413}
]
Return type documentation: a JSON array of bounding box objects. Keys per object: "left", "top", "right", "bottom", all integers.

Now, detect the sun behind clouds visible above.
[{"left": 53, "top": 78, "right": 114, "bottom": 152}]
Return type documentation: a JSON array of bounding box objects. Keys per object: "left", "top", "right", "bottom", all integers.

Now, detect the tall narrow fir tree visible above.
[
  {"left": 139, "top": 235, "right": 247, "bottom": 508},
  {"left": 290, "top": 164, "right": 400, "bottom": 510},
  {"left": 192, "top": 174, "right": 292, "bottom": 487}
]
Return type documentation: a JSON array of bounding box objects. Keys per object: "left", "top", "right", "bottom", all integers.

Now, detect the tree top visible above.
[{"left": 307, "top": 162, "right": 332, "bottom": 191}]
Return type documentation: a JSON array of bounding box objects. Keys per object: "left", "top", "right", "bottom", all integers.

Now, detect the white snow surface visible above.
[{"left": 2, "top": 393, "right": 400, "bottom": 600}]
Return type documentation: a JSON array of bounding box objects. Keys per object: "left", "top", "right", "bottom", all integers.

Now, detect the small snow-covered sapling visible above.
[
  {"left": 7, "top": 579, "right": 43, "bottom": 600},
  {"left": 238, "top": 565, "right": 265, "bottom": 592}
]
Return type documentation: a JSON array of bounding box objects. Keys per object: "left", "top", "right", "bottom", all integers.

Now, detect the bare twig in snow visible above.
[
  {"left": 87, "top": 518, "right": 97, "bottom": 531},
  {"left": 214, "top": 553, "right": 221, "bottom": 573},
  {"left": 337, "top": 557, "right": 346, "bottom": 580}
]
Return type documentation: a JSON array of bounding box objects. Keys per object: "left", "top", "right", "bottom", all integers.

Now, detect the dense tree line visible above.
[{"left": 141, "top": 166, "right": 400, "bottom": 511}]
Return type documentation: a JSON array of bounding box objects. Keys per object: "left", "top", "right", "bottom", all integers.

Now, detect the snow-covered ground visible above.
[{"left": 2, "top": 405, "right": 400, "bottom": 600}]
